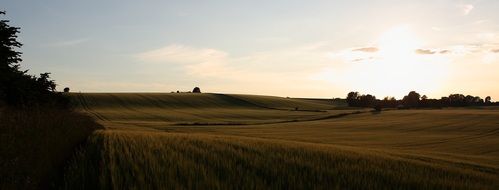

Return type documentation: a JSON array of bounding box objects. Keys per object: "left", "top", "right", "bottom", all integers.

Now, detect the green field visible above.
[{"left": 64, "top": 93, "right": 499, "bottom": 189}]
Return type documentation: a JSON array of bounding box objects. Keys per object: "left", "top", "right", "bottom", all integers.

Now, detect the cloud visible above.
[
  {"left": 458, "top": 4, "right": 474, "bottom": 15},
  {"left": 439, "top": 50, "right": 451, "bottom": 54},
  {"left": 414, "top": 44, "right": 499, "bottom": 56},
  {"left": 46, "top": 38, "right": 89, "bottom": 47},
  {"left": 352, "top": 47, "right": 378, "bottom": 53},
  {"left": 136, "top": 43, "right": 333, "bottom": 81},
  {"left": 136, "top": 44, "right": 228, "bottom": 64},
  {"left": 415, "top": 49, "right": 436, "bottom": 55},
  {"left": 351, "top": 57, "right": 376, "bottom": 62}
]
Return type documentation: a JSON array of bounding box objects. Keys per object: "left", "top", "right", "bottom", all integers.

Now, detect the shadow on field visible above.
[{"left": 0, "top": 108, "right": 103, "bottom": 189}]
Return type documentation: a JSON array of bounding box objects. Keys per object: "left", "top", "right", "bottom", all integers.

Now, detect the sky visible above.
[{"left": 3, "top": 0, "right": 499, "bottom": 99}]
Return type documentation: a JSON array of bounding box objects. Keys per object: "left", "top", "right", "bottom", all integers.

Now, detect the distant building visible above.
[{"left": 193, "top": 87, "right": 201, "bottom": 93}]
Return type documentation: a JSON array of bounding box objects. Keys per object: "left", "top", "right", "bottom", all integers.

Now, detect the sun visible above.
[
  {"left": 377, "top": 25, "right": 422, "bottom": 60},
  {"left": 366, "top": 25, "right": 450, "bottom": 97},
  {"left": 327, "top": 25, "right": 451, "bottom": 98}
]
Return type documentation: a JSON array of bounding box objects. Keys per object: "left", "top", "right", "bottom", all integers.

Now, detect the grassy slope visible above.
[
  {"left": 63, "top": 130, "right": 498, "bottom": 190},
  {"left": 174, "top": 109, "right": 499, "bottom": 166},
  {"left": 64, "top": 93, "right": 499, "bottom": 189},
  {"left": 226, "top": 94, "right": 345, "bottom": 110},
  {"left": 72, "top": 93, "right": 347, "bottom": 127},
  {"left": 73, "top": 93, "right": 339, "bottom": 110}
]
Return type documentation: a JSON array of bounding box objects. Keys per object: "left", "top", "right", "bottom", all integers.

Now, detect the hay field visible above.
[{"left": 64, "top": 93, "right": 499, "bottom": 189}]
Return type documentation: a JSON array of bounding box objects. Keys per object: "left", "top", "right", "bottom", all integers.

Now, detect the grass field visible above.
[{"left": 63, "top": 93, "right": 499, "bottom": 189}]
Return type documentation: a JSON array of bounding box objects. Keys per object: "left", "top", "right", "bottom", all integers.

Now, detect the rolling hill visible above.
[
  {"left": 62, "top": 93, "right": 499, "bottom": 189},
  {"left": 72, "top": 93, "right": 351, "bottom": 128}
]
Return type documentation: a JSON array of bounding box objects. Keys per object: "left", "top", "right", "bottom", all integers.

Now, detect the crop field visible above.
[{"left": 64, "top": 93, "right": 499, "bottom": 189}]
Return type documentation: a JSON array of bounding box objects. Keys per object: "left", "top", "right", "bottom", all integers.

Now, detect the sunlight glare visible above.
[
  {"left": 378, "top": 25, "right": 422, "bottom": 61},
  {"left": 328, "top": 25, "right": 451, "bottom": 98}
]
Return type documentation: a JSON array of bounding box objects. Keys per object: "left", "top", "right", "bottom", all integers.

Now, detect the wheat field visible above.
[{"left": 63, "top": 93, "right": 499, "bottom": 189}]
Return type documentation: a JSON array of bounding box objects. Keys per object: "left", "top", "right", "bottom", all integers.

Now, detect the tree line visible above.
[
  {"left": 346, "top": 91, "right": 497, "bottom": 109},
  {"left": 0, "top": 11, "right": 69, "bottom": 107}
]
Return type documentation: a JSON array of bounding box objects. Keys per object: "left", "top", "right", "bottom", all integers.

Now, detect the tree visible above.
[
  {"left": 402, "top": 91, "right": 421, "bottom": 108},
  {"left": 0, "top": 11, "right": 23, "bottom": 101},
  {"left": 485, "top": 96, "right": 492, "bottom": 104},
  {"left": 0, "top": 11, "right": 66, "bottom": 107},
  {"left": 63, "top": 87, "right": 70, "bottom": 93},
  {"left": 346, "top": 91, "right": 359, "bottom": 106},
  {"left": 359, "top": 94, "right": 376, "bottom": 107},
  {"left": 192, "top": 87, "right": 201, "bottom": 93},
  {"left": 421, "top": 95, "right": 428, "bottom": 100},
  {"left": 448, "top": 94, "right": 465, "bottom": 106},
  {"left": 380, "top": 96, "right": 398, "bottom": 108}
]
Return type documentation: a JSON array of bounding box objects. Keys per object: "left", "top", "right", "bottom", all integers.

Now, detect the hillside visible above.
[
  {"left": 71, "top": 93, "right": 350, "bottom": 127},
  {"left": 62, "top": 93, "right": 499, "bottom": 189},
  {"left": 73, "top": 93, "right": 341, "bottom": 110}
]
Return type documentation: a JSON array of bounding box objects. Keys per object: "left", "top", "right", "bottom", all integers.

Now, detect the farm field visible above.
[{"left": 64, "top": 93, "right": 499, "bottom": 189}]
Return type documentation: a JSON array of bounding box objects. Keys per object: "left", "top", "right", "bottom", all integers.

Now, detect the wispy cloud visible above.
[
  {"left": 136, "top": 44, "right": 228, "bottom": 64},
  {"left": 352, "top": 47, "right": 379, "bottom": 53},
  {"left": 46, "top": 38, "right": 89, "bottom": 47},
  {"left": 136, "top": 43, "right": 334, "bottom": 95},
  {"left": 458, "top": 4, "right": 474, "bottom": 15},
  {"left": 439, "top": 50, "right": 451, "bottom": 54},
  {"left": 415, "top": 49, "right": 436, "bottom": 55}
]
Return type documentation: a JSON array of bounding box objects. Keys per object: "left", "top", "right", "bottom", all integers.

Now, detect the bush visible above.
[{"left": 193, "top": 87, "right": 201, "bottom": 93}]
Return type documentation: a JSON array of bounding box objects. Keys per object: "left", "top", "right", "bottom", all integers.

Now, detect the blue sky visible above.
[{"left": 3, "top": 0, "right": 499, "bottom": 98}]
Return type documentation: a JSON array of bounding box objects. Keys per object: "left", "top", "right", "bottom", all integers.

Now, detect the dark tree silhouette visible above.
[
  {"left": 380, "top": 96, "right": 398, "bottom": 108},
  {"left": 193, "top": 87, "right": 201, "bottom": 93},
  {"left": 0, "top": 11, "right": 67, "bottom": 107},
  {"left": 346, "top": 92, "right": 378, "bottom": 107},
  {"left": 63, "top": 87, "right": 70, "bottom": 93},
  {"left": 0, "top": 11, "right": 22, "bottom": 102},
  {"left": 485, "top": 96, "right": 492, "bottom": 104},
  {"left": 345, "top": 91, "right": 495, "bottom": 109},
  {"left": 346, "top": 91, "right": 360, "bottom": 106},
  {"left": 359, "top": 94, "right": 376, "bottom": 107},
  {"left": 402, "top": 91, "right": 421, "bottom": 107}
]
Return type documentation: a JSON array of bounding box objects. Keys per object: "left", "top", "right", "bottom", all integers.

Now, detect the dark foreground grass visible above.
[
  {"left": 62, "top": 130, "right": 499, "bottom": 190},
  {"left": 0, "top": 108, "right": 102, "bottom": 189}
]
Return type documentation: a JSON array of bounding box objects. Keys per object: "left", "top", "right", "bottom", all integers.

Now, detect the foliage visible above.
[
  {"left": 347, "top": 91, "right": 497, "bottom": 108},
  {"left": 346, "top": 92, "right": 376, "bottom": 107},
  {"left": 192, "top": 87, "right": 201, "bottom": 93},
  {"left": 0, "top": 11, "right": 68, "bottom": 107},
  {"left": 402, "top": 91, "right": 421, "bottom": 107}
]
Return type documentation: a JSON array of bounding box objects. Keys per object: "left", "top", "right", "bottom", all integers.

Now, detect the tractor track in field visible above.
[
  {"left": 76, "top": 93, "right": 109, "bottom": 122},
  {"left": 394, "top": 127, "right": 499, "bottom": 149},
  {"left": 173, "top": 110, "right": 367, "bottom": 126}
]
